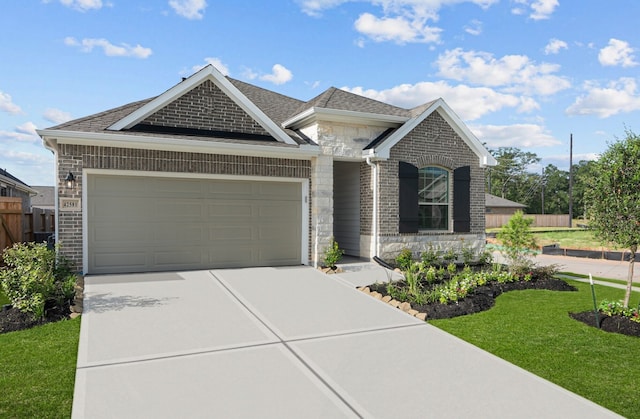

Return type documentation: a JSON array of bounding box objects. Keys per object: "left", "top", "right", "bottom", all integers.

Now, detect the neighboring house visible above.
[
  {"left": 485, "top": 193, "right": 526, "bottom": 215},
  {"left": 0, "top": 168, "right": 37, "bottom": 211},
  {"left": 38, "top": 65, "right": 496, "bottom": 275},
  {"left": 31, "top": 186, "right": 55, "bottom": 211}
]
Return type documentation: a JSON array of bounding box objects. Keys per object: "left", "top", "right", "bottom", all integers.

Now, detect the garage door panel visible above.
[
  {"left": 88, "top": 175, "right": 303, "bottom": 274},
  {"left": 92, "top": 251, "right": 148, "bottom": 272}
]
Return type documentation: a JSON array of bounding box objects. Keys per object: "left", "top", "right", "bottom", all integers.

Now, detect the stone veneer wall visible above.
[
  {"left": 56, "top": 144, "right": 311, "bottom": 272},
  {"left": 373, "top": 111, "right": 487, "bottom": 261}
]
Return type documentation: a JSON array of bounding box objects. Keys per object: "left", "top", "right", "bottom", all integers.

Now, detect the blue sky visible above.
[{"left": 2, "top": 0, "right": 639, "bottom": 186}]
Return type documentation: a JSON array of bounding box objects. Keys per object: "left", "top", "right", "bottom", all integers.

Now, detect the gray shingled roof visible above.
[
  {"left": 485, "top": 193, "right": 526, "bottom": 208},
  {"left": 45, "top": 74, "right": 433, "bottom": 148},
  {"left": 292, "top": 87, "right": 409, "bottom": 118}
]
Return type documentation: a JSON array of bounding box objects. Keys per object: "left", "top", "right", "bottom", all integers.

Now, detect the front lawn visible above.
[
  {"left": 0, "top": 317, "right": 80, "bottom": 418},
  {"left": 430, "top": 281, "right": 640, "bottom": 418}
]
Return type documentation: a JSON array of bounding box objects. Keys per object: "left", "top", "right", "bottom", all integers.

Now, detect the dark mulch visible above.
[
  {"left": 570, "top": 311, "right": 640, "bottom": 338},
  {"left": 0, "top": 303, "right": 71, "bottom": 334},
  {"left": 370, "top": 277, "right": 577, "bottom": 320}
]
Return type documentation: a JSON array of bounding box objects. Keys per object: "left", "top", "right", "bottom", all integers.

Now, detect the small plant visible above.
[
  {"left": 461, "top": 244, "right": 475, "bottom": 265},
  {"left": 404, "top": 264, "right": 421, "bottom": 297},
  {"left": 323, "top": 237, "right": 344, "bottom": 270},
  {"left": 478, "top": 248, "right": 493, "bottom": 265},
  {"left": 497, "top": 210, "right": 537, "bottom": 272},
  {"left": 424, "top": 266, "right": 438, "bottom": 284},
  {"left": 442, "top": 247, "right": 458, "bottom": 264},
  {"left": 420, "top": 245, "right": 441, "bottom": 266},
  {"left": 598, "top": 300, "right": 640, "bottom": 323},
  {"left": 446, "top": 262, "right": 457, "bottom": 276},
  {"left": 0, "top": 242, "right": 76, "bottom": 320},
  {"left": 395, "top": 248, "right": 414, "bottom": 272}
]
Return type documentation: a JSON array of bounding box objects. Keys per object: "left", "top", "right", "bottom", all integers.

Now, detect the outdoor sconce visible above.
[{"left": 65, "top": 171, "right": 76, "bottom": 189}]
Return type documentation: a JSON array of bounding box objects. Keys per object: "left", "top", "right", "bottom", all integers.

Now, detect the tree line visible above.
[{"left": 486, "top": 147, "right": 596, "bottom": 217}]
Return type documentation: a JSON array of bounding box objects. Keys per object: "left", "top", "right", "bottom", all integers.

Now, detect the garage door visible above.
[{"left": 87, "top": 174, "right": 302, "bottom": 274}]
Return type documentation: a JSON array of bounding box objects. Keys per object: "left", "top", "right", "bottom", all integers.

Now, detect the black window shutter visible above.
[
  {"left": 398, "top": 161, "right": 419, "bottom": 233},
  {"left": 453, "top": 165, "right": 471, "bottom": 232}
]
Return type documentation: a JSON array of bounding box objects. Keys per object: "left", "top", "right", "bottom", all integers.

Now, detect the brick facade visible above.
[
  {"left": 361, "top": 111, "right": 487, "bottom": 261},
  {"left": 142, "top": 80, "right": 270, "bottom": 137},
  {"left": 56, "top": 144, "right": 311, "bottom": 272}
]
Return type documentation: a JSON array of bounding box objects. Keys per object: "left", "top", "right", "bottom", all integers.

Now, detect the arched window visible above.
[{"left": 418, "top": 166, "right": 449, "bottom": 230}]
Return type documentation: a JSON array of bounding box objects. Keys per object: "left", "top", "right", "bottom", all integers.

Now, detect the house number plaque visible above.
[{"left": 60, "top": 198, "right": 81, "bottom": 211}]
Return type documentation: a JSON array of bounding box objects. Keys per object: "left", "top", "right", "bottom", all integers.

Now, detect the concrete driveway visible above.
[{"left": 73, "top": 266, "right": 620, "bottom": 418}]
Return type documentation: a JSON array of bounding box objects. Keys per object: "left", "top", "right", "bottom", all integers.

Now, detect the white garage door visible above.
[{"left": 87, "top": 174, "right": 303, "bottom": 274}]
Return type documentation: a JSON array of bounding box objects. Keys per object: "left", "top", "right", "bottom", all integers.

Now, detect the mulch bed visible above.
[
  {"left": 417, "top": 278, "right": 576, "bottom": 320},
  {"left": 570, "top": 311, "right": 640, "bottom": 338},
  {"left": 370, "top": 277, "right": 576, "bottom": 320},
  {"left": 0, "top": 304, "right": 71, "bottom": 334}
]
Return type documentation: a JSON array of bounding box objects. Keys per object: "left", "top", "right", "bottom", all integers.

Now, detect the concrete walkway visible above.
[{"left": 73, "top": 266, "right": 621, "bottom": 418}]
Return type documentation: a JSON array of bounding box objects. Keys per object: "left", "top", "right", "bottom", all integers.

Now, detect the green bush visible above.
[
  {"left": 323, "top": 237, "right": 344, "bottom": 269},
  {"left": 395, "top": 248, "right": 414, "bottom": 271},
  {"left": 0, "top": 242, "right": 76, "bottom": 319},
  {"left": 497, "top": 210, "right": 537, "bottom": 272}
]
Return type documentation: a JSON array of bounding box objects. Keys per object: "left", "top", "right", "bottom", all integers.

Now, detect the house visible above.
[
  {"left": 37, "top": 65, "right": 496, "bottom": 275},
  {"left": 485, "top": 193, "right": 526, "bottom": 215},
  {"left": 0, "top": 168, "right": 37, "bottom": 211},
  {"left": 31, "top": 186, "right": 55, "bottom": 211}
]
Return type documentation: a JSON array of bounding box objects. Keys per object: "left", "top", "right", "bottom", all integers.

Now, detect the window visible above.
[{"left": 418, "top": 166, "right": 449, "bottom": 230}]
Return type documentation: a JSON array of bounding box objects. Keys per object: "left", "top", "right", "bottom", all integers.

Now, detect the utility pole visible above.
[
  {"left": 541, "top": 166, "right": 545, "bottom": 215},
  {"left": 568, "top": 133, "right": 573, "bottom": 228}
]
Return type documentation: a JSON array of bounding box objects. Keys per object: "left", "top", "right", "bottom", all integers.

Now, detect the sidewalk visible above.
[{"left": 494, "top": 252, "right": 639, "bottom": 283}]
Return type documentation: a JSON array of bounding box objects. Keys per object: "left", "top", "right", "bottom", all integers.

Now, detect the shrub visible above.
[
  {"left": 497, "top": 210, "right": 537, "bottom": 272},
  {"left": 323, "top": 237, "right": 344, "bottom": 269},
  {"left": 420, "top": 245, "right": 441, "bottom": 266},
  {"left": 0, "top": 242, "right": 76, "bottom": 319},
  {"left": 395, "top": 248, "right": 414, "bottom": 271}
]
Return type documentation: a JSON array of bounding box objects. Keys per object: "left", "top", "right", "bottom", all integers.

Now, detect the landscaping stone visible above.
[
  {"left": 388, "top": 300, "right": 400, "bottom": 308},
  {"left": 399, "top": 302, "right": 412, "bottom": 312},
  {"left": 407, "top": 309, "right": 419, "bottom": 316},
  {"left": 415, "top": 312, "right": 427, "bottom": 321},
  {"left": 381, "top": 295, "right": 392, "bottom": 303}
]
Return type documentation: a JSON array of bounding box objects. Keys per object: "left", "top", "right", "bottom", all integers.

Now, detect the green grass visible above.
[
  {"left": 0, "top": 317, "right": 80, "bottom": 418},
  {"left": 430, "top": 281, "right": 640, "bottom": 418}
]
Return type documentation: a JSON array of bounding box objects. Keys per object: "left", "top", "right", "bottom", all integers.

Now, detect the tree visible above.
[
  {"left": 497, "top": 210, "right": 537, "bottom": 272},
  {"left": 572, "top": 160, "right": 597, "bottom": 219},
  {"left": 487, "top": 147, "right": 541, "bottom": 210},
  {"left": 586, "top": 130, "right": 640, "bottom": 307}
]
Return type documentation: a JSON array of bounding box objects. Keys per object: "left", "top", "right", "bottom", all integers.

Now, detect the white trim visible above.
[
  {"left": 37, "top": 129, "right": 319, "bottom": 160},
  {"left": 107, "top": 65, "right": 298, "bottom": 145},
  {"left": 82, "top": 169, "right": 310, "bottom": 273},
  {"left": 366, "top": 98, "right": 497, "bottom": 167},
  {"left": 283, "top": 107, "right": 408, "bottom": 130}
]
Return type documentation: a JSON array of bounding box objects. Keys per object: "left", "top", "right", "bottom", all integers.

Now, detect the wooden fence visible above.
[
  {"left": 0, "top": 197, "right": 55, "bottom": 265},
  {"left": 486, "top": 214, "right": 571, "bottom": 229}
]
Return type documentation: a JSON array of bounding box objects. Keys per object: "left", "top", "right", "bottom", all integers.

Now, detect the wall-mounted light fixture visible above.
[{"left": 65, "top": 171, "right": 76, "bottom": 189}]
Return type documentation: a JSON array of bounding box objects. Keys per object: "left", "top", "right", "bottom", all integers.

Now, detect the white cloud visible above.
[
  {"left": 191, "top": 58, "right": 230, "bottom": 76},
  {"left": 0, "top": 148, "right": 55, "bottom": 186},
  {"left": 169, "top": 0, "right": 207, "bottom": 20},
  {"left": 470, "top": 123, "right": 561, "bottom": 148},
  {"left": 64, "top": 37, "right": 152, "bottom": 58},
  {"left": 435, "top": 48, "right": 570, "bottom": 96},
  {"left": 544, "top": 38, "right": 568, "bottom": 55},
  {"left": 464, "top": 19, "right": 482, "bottom": 36},
  {"left": 0, "top": 123, "right": 39, "bottom": 144},
  {"left": 598, "top": 38, "right": 638, "bottom": 67},
  {"left": 43, "top": 108, "right": 73, "bottom": 124},
  {"left": 566, "top": 77, "right": 640, "bottom": 118},
  {"left": 58, "top": 0, "right": 104, "bottom": 12},
  {"left": 0, "top": 90, "right": 22, "bottom": 115},
  {"left": 298, "top": 1, "right": 498, "bottom": 44},
  {"left": 343, "top": 81, "right": 533, "bottom": 121},
  {"left": 512, "top": 0, "right": 558, "bottom": 20},
  {"left": 259, "top": 64, "right": 293, "bottom": 85},
  {"left": 354, "top": 13, "right": 441, "bottom": 44}
]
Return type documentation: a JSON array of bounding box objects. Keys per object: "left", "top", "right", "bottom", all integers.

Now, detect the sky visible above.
[{"left": 1, "top": 0, "right": 639, "bottom": 186}]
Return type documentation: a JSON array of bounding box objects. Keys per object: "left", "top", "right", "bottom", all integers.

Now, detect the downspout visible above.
[
  {"left": 40, "top": 135, "right": 59, "bottom": 243},
  {"left": 366, "top": 157, "right": 379, "bottom": 258}
]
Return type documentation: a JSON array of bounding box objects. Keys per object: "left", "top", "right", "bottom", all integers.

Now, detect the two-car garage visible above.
[{"left": 85, "top": 173, "right": 306, "bottom": 274}]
